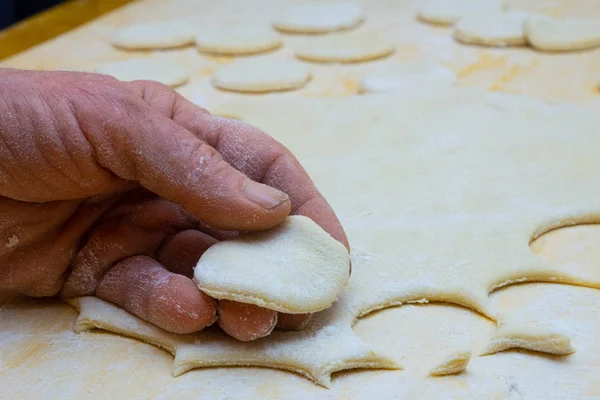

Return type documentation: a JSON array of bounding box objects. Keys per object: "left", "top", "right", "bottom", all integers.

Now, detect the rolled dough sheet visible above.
[
  {"left": 194, "top": 216, "right": 350, "bottom": 314},
  {"left": 95, "top": 58, "right": 189, "bottom": 87},
  {"left": 429, "top": 350, "right": 471, "bottom": 376},
  {"left": 272, "top": 2, "right": 364, "bottom": 34},
  {"left": 453, "top": 11, "right": 528, "bottom": 47},
  {"left": 211, "top": 58, "right": 311, "bottom": 93},
  {"left": 195, "top": 26, "right": 282, "bottom": 55},
  {"left": 295, "top": 30, "right": 394, "bottom": 63},
  {"left": 110, "top": 21, "right": 195, "bottom": 50},
  {"left": 417, "top": 0, "right": 506, "bottom": 26},
  {"left": 358, "top": 61, "right": 457, "bottom": 94},
  {"left": 67, "top": 88, "right": 600, "bottom": 387},
  {"left": 525, "top": 15, "right": 600, "bottom": 52}
]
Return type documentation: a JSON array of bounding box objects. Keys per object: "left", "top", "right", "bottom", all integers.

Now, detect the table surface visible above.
[
  {"left": 1, "top": 0, "right": 600, "bottom": 398},
  {"left": 0, "top": 0, "right": 135, "bottom": 60}
]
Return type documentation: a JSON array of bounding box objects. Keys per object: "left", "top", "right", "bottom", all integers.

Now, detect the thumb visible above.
[{"left": 77, "top": 99, "right": 291, "bottom": 231}]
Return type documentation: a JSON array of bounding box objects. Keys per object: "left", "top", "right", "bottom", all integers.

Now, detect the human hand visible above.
[{"left": 0, "top": 68, "right": 349, "bottom": 340}]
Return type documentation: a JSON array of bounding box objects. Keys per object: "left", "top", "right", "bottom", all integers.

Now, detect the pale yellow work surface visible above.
[{"left": 1, "top": 0, "right": 600, "bottom": 399}]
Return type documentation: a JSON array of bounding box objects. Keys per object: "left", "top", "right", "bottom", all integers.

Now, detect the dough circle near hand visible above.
[
  {"left": 196, "top": 26, "right": 282, "bottom": 55},
  {"left": 110, "top": 22, "right": 195, "bottom": 50},
  {"left": 453, "top": 11, "right": 528, "bottom": 47},
  {"left": 295, "top": 30, "right": 394, "bottom": 63},
  {"left": 359, "top": 61, "right": 457, "bottom": 94},
  {"left": 194, "top": 216, "right": 350, "bottom": 313},
  {"left": 95, "top": 59, "right": 189, "bottom": 87},
  {"left": 211, "top": 58, "right": 311, "bottom": 93},
  {"left": 525, "top": 15, "right": 600, "bottom": 51},
  {"left": 273, "top": 2, "right": 364, "bottom": 33},
  {"left": 417, "top": 0, "right": 505, "bottom": 26}
]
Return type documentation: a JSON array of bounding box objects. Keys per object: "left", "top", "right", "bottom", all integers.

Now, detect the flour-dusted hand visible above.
[{"left": 0, "top": 68, "right": 348, "bottom": 339}]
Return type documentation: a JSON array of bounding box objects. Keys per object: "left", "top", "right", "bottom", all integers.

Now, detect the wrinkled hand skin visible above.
[{"left": 0, "top": 68, "right": 349, "bottom": 340}]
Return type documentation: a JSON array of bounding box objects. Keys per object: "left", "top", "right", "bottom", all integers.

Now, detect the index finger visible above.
[{"left": 172, "top": 100, "right": 349, "bottom": 250}]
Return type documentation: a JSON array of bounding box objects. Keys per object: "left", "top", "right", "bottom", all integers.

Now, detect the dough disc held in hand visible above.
[
  {"left": 212, "top": 58, "right": 311, "bottom": 93},
  {"left": 453, "top": 11, "right": 528, "bottom": 47},
  {"left": 95, "top": 59, "right": 188, "bottom": 87},
  {"left": 273, "top": 2, "right": 364, "bottom": 33},
  {"left": 417, "top": 0, "right": 505, "bottom": 26},
  {"left": 525, "top": 15, "right": 600, "bottom": 51},
  {"left": 111, "top": 22, "right": 195, "bottom": 50},
  {"left": 359, "top": 61, "right": 457, "bottom": 94},
  {"left": 194, "top": 216, "right": 350, "bottom": 314},
  {"left": 296, "top": 30, "right": 394, "bottom": 63},
  {"left": 196, "top": 26, "right": 282, "bottom": 55}
]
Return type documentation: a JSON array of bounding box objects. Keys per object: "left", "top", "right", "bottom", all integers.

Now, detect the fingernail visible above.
[{"left": 244, "top": 181, "right": 288, "bottom": 209}]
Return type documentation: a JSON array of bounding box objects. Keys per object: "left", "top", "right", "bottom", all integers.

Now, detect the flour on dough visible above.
[
  {"left": 273, "top": 2, "right": 363, "bottom": 33},
  {"left": 295, "top": 30, "right": 394, "bottom": 63},
  {"left": 453, "top": 11, "right": 528, "bottom": 47},
  {"left": 194, "top": 216, "right": 350, "bottom": 313},
  {"left": 68, "top": 88, "right": 600, "bottom": 386},
  {"left": 95, "top": 59, "right": 188, "bottom": 87},
  {"left": 429, "top": 350, "right": 471, "bottom": 376},
  {"left": 525, "top": 15, "right": 600, "bottom": 51},
  {"left": 111, "top": 22, "right": 195, "bottom": 50},
  {"left": 358, "top": 61, "right": 456, "bottom": 94},
  {"left": 417, "top": 0, "right": 506, "bottom": 26},
  {"left": 212, "top": 58, "right": 310, "bottom": 93},
  {"left": 196, "top": 26, "right": 282, "bottom": 55}
]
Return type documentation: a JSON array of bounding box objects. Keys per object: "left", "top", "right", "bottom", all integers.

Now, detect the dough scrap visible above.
[
  {"left": 68, "top": 88, "right": 600, "bottom": 386},
  {"left": 453, "top": 11, "right": 528, "bottom": 47},
  {"left": 194, "top": 216, "right": 350, "bottom": 313},
  {"left": 196, "top": 26, "right": 282, "bottom": 55},
  {"left": 211, "top": 58, "right": 311, "bottom": 93},
  {"left": 273, "top": 2, "right": 364, "bottom": 34},
  {"left": 417, "top": 0, "right": 506, "bottom": 26},
  {"left": 429, "top": 350, "right": 471, "bottom": 376},
  {"left": 525, "top": 15, "right": 600, "bottom": 52},
  {"left": 95, "top": 58, "right": 188, "bottom": 87},
  {"left": 358, "top": 61, "right": 457, "bottom": 94},
  {"left": 110, "top": 22, "right": 195, "bottom": 50},
  {"left": 295, "top": 30, "right": 394, "bottom": 63},
  {"left": 481, "top": 317, "right": 574, "bottom": 356}
]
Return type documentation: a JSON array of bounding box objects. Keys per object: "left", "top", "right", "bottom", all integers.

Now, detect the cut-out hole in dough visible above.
[{"left": 95, "top": 58, "right": 188, "bottom": 88}]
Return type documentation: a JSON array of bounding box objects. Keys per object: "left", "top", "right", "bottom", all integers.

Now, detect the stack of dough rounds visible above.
[
  {"left": 525, "top": 15, "right": 600, "bottom": 51},
  {"left": 453, "top": 11, "right": 529, "bottom": 47},
  {"left": 212, "top": 58, "right": 311, "bottom": 93},
  {"left": 417, "top": 0, "right": 505, "bottom": 26},
  {"left": 273, "top": 2, "right": 364, "bottom": 33},
  {"left": 296, "top": 30, "right": 395, "bottom": 63},
  {"left": 194, "top": 216, "right": 350, "bottom": 314},
  {"left": 359, "top": 61, "right": 457, "bottom": 94},
  {"left": 111, "top": 21, "right": 195, "bottom": 50},
  {"left": 95, "top": 59, "right": 189, "bottom": 87},
  {"left": 196, "top": 26, "right": 282, "bottom": 55}
]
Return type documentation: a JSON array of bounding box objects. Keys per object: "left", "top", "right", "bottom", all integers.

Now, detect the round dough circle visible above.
[
  {"left": 111, "top": 22, "right": 195, "bottom": 50},
  {"left": 95, "top": 59, "right": 189, "bottom": 87},
  {"left": 525, "top": 15, "right": 600, "bottom": 52},
  {"left": 295, "top": 31, "right": 394, "bottom": 63},
  {"left": 194, "top": 216, "right": 350, "bottom": 314},
  {"left": 196, "top": 26, "right": 282, "bottom": 55},
  {"left": 273, "top": 2, "right": 364, "bottom": 33},
  {"left": 417, "top": 0, "right": 505, "bottom": 26},
  {"left": 453, "top": 12, "right": 528, "bottom": 47},
  {"left": 359, "top": 61, "right": 457, "bottom": 94},
  {"left": 212, "top": 58, "right": 311, "bottom": 93}
]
